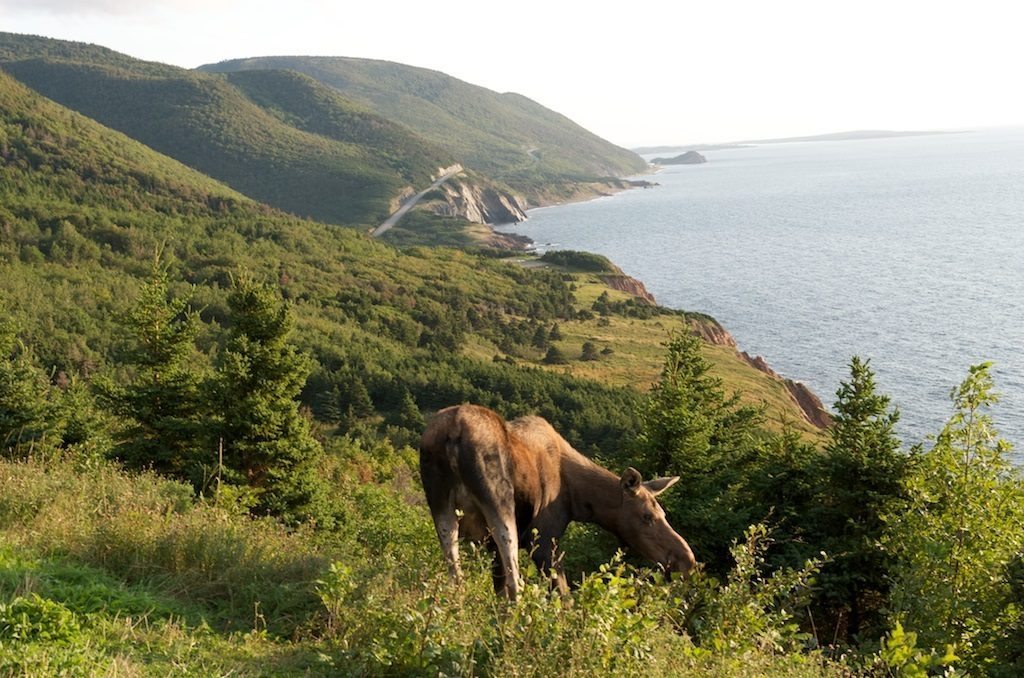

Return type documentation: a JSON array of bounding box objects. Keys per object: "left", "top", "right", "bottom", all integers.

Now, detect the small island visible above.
[{"left": 651, "top": 150, "right": 707, "bottom": 165}]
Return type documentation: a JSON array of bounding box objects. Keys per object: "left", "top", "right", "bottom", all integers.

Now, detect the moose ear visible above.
[
  {"left": 620, "top": 467, "right": 643, "bottom": 495},
  {"left": 643, "top": 476, "right": 680, "bottom": 496}
]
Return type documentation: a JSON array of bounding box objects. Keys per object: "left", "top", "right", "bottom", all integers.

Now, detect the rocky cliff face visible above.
[
  {"left": 600, "top": 275, "right": 656, "bottom": 303},
  {"left": 689, "top": 317, "right": 738, "bottom": 348},
  {"left": 425, "top": 177, "right": 528, "bottom": 225},
  {"left": 740, "top": 351, "right": 833, "bottom": 428},
  {"left": 786, "top": 380, "right": 833, "bottom": 429}
]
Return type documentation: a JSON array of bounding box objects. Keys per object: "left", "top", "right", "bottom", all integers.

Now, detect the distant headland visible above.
[
  {"left": 650, "top": 150, "right": 707, "bottom": 165},
  {"left": 634, "top": 128, "right": 964, "bottom": 155}
]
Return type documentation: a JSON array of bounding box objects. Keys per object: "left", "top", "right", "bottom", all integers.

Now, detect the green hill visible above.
[
  {"left": 0, "top": 32, "right": 453, "bottom": 227},
  {"left": 0, "top": 60, "right": 817, "bottom": 453},
  {"left": 199, "top": 55, "right": 648, "bottom": 201}
]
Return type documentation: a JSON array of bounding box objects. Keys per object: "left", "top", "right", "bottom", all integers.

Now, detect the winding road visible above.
[{"left": 372, "top": 165, "right": 463, "bottom": 237}]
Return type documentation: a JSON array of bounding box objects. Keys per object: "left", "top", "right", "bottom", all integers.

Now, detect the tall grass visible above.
[{"left": 1, "top": 455, "right": 848, "bottom": 676}]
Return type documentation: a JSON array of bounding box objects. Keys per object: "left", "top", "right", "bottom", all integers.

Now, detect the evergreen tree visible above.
[
  {"left": 96, "top": 271, "right": 208, "bottom": 478},
  {"left": 346, "top": 378, "right": 375, "bottom": 419},
  {"left": 214, "top": 277, "right": 329, "bottom": 526},
  {"left": 814, "top": 357, "right": 907, "bottom": 640},
  {"left": 636, "top": 331, "right": 764, "bottom": 570},
  {"left": 883, "top": 363, "right": 1024, "bottom": 671},
  {"left": 395, "top": 388, "right": 424, "bottom": 431},
  {"left": 531, "top": 324, "right": 550, "bottom": 350},
  {"left": 543, "top": 346, "right": 568, "bottom": 365},
  {"left": 0, "top": 312, "right": 51, "bottom": 451},
  {"left": 580, "top": 341, "right": 600, "bottom": 361}
]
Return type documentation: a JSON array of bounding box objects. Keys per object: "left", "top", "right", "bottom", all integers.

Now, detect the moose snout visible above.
[{"left": 664, "top": 539, "right": 697, "bottom": 577}]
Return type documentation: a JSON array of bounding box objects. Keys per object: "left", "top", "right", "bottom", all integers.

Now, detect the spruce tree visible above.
[
  {"left": 0, "top": 312, "right": 51, "bottom": 451},
  {"left": 97, "top": 271, "right": 208, "bottom": 478},
  {"left": 636, "top": 331, "right": 763, "bottom": 569},
  {"left": 815, "top": 356, "right": 906, "bottom": 640},
  {"left": 395, "top": 388, "right": 424, "bottom": 431},
  {"left": 213, "top": 277, "right": 328, "bottom": 525}
]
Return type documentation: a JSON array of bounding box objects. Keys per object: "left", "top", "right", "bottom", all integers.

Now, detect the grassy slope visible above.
[
  {"left": 199, "top": 56, "right": 649, "bottom": 197},
  {"left": 0, "top": 32, "right": 453, "bottom": 227},
  {"left": 513, "top": 267, "right": 822, "bottom": 437},
  {"left": 0, "top": 458, "right": 842, "bottom": 676}
]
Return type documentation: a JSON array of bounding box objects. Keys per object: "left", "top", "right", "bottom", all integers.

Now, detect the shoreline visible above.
[
  {"left": 493, "top": 172, "right": 661, "bottom": 249},
  {"left": 494, "top": 179, "right": 834, "bottom": 430}
]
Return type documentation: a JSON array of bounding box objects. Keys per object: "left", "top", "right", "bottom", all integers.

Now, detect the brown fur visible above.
[{"left": 420, "top": 404, "right": 696, "bottom": 599}]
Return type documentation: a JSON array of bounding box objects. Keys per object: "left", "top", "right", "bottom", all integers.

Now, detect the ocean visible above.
[{"left": 499, "top": 128, "right": 1024, "bottom": 451}]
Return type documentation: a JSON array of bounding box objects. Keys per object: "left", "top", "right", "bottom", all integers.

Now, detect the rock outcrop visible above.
[
  {"left": 425, "top": 177, "right": 528, "bottom": 225},
  {"left": 690, "top": 317, "right": 738, "bottom": 348},
  {"left": 785, "top": 380, "right": 833, "bottom": 429},
  {"left": 740, "top": 351, "right": 833, "bottom": 428},
  {"left": 600, "top": 275, "right": 656, "bottom": 303}
]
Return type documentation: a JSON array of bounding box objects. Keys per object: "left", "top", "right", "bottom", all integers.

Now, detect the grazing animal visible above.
[{"left": 420, "top": 404, "right": 696, "bottom": 600}]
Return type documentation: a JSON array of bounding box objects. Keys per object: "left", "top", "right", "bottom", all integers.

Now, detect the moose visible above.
[{"left": 420, "top": 404, "right": 696, "bottom": 600}]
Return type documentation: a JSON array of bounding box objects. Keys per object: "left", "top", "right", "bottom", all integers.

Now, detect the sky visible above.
[{"left": 2, "top": 0, "right": 1023, "bottom": 148}]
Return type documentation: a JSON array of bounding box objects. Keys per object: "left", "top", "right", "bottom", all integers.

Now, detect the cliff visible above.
[
  {"left": 740, "top": 351, "right": 833, "bottom": 428},
  {"left": 600, "top": 275, "right": 657, "bottom": 304},
  {"left": 423, "top": 176, "right": 528, "bottom": 225},
  {"left": 688, "top": 316, "right": 738, "bottom": 348},
  {"left": 671, "top": 313, "right": 833, "bottom": 429}
]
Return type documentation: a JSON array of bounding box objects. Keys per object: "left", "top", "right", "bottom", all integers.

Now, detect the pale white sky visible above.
[{"left": 2, "top": 0, "right": 1022, "bottom": 148}]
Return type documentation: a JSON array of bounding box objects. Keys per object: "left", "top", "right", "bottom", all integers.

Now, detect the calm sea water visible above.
[{"left": 500, "top": 129, "right": 1024, "bottom": 451}]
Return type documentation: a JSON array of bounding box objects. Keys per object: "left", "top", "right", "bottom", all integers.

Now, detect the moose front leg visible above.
[
  {"left": 527, "top": 517, "right": 570, "bottom": 596},
  {"left": 531, "top": 537, "right": 569, "bottom": 596}
]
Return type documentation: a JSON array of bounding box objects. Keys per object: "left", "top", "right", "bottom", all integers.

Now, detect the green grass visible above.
[{"left": 0, "top": 456, "right": 847, "bottom": 676}]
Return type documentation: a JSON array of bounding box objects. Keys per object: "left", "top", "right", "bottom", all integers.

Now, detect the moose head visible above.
[{"left": 615, "top": 467, "right": 696, "bottom": 577}]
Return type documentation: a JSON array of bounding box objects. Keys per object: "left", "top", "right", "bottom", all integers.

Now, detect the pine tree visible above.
[
  {"left": 815, "top": 356, "right": 907, "bottom": 640},
  {"left": 0, "top": 312, "right": 51, "bottom": 451},
  {"left": 213, "top": 277, "right": 329, "bottom": 526},
  {"left": 395, "top": 388, "right": 424, "bottom": 431},
  {"left": 543, "top": 346, "right": 568, "bottom": 365},
  {"left": 531, "top": 324, "right": 550, "bottom": 350},
  {"left": 636, "top": 331, "right": 764, "bottom": 569},
  {"left": 96, "top": 270, "right": 208, "bottom": 478}
]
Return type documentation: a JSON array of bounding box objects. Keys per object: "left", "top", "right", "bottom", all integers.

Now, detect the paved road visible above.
[{"left": 372, "top": 166, "right": 462, "bottom": 237}]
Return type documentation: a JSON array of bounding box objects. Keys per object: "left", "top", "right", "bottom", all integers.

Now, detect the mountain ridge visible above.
[{"left": 199, "top": 55, "right": 648, "bottom": 204}]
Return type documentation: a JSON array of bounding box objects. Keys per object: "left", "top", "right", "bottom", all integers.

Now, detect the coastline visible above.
[{"left": 494, "top": 178, "right": 833, "bottom": 430}]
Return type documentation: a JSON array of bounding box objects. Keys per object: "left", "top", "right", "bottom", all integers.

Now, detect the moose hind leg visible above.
[
  {"left": 420, "top": 455, "right": 462, "bottom": 582},
  {"left": 432, "top": 507, "right": 462, "bottom": 582},
  {"left": 480, "top": 504, "right": 520, "bottom": 600},
  {"left": 460, "top": 451, "right": 521, "bottom": 599}
]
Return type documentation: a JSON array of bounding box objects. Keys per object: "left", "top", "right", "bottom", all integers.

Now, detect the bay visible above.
[{"left": 500, "top": 129, "right": 1024, "bottom": 451}]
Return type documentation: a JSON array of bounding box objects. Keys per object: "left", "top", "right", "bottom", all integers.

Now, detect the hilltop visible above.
[
  {"left": 200, "top": 55, "right": 648, "bottom": 203},
  {"left": 0, "top": 33, "right": 648, "bottom": 243},
  {"left": 0, "top": 33, "right": 458, "bottom": 228}
]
